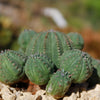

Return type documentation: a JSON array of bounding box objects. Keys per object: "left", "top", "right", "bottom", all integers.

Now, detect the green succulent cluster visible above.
[{"left": 0, "top": 29, "right": 99, "bottom": 99}]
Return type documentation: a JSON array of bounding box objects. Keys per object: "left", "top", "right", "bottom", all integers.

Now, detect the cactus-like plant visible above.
[
  {"left": 45, "top": 49, "right": 93, "bottom": 99},
  {"left": 18, "top": 29, "right": 36, "bottom": 51},
  {"left": 26, "top": 30, "right": 75, "bottom": 68},
  {"left": 0, "top": 29, "right": 97, "bottom": 99},
  {"left": 87, "top": 59, "right": 100, "bottom": 86},
  {"left": 0, "top": 50, "right": 26, "bottom": 85},
  {"left": 25, "top": 53, "right": 55, "bottom": 85},
  {"left": 46, "top": 69, "right": 72, "bottom": 99},
  {"left": 59, "top": 49, "right": 93, "bottom": 83},
  {"left": 67, "top": 32, "right": 84, "bottom": 50}
]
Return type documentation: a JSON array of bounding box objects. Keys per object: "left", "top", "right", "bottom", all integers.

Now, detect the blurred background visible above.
[{"left": 0, "top": 0, "right": 100, "bottom": 59}]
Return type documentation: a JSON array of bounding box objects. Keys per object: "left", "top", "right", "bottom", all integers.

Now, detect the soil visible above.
[{"left": 0, "top": 82, "right": 100, "bottom": 100}]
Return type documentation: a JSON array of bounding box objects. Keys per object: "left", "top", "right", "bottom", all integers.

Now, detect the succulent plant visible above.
[
  {"left": 25, "top": 53, "right": 55, "bottom": 85},
  {"left": 0, "top": 29, "right": 97, "bottom": 99},
  {"left": 18, "top": 29, "right": 36, "bottom": 51},
  {"left": 26, "top": 30, "right": 76, "bottom": 68},
  {"left": 59, "top": 49, "right": 93, "bottom": 83},
  {"left": 46, "top": 69, "right": 72, "bottom": 99},
  {"left": 87, "top": 59, "right": 100, "bottom": 86},
  {"left": 0, "top": 50, "right": 26, "bottom": 85},
  {"left": 67, "top": 32, "right": 84, "bottom": 50}
]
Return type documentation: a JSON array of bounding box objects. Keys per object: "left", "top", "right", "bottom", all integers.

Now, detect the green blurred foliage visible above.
[
  {"left": 1, "top": 0, "right": 100, "bottom": 29},
  {"left": 84, "top": 0, "right": 100, "bottom": 29},
  {"left": 0, "top": 16, "right": 13, "bottom": 47},
  {"left": 0, "top": 30, "right": 12, "bottom": 46},
  {"left": 10, "top": 40, "right": 20, "bottom": 51},
  {"left": 67, "top": 0, "right": 100, "bottom": 29},
  {"left": 0, "top": 16, "right": 21, "bottom": 50}
]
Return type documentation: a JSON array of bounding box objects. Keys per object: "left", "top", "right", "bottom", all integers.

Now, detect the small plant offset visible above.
[
  {"left": 18, "top": 29, "right": 36, "bottom": 52},
  {"left": 46, "top": 69, "right": 72, "bottom": 99},
  {"left": 0, "top": 50, "right": 26, "bottom": 85},
  {"left": 67, "top": 32, "right": 84, "bottom": 50},
  {"left": 0, "top": 29, "right": 100, "bottom": 99}
]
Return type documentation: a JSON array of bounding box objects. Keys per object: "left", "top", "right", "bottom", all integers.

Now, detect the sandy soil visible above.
[{"left": 0, "top": 82, "right": 100, "bottom": 100}]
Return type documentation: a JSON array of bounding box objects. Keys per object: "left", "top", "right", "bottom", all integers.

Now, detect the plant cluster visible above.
[{"left": 0, "top": 29, "right": 100, "bottom": 99}]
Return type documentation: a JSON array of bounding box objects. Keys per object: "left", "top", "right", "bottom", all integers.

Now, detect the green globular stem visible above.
[
  {"left": 46, "top": 69, "right": 72, "bottom": 99},
  {"left": 0, "top": 50, "right": 26, "bottom": 85},
  {"left": 67, "top": 32, "right": 84, "bottom": 50},
  {"left": 25, "top": 53, "right": 55, "bottom": 85},
  {"left": 59, "top": 49, "right": 93, "bottom": 83},
  {"left": 18, "top": 29, "right": 37, "bottom": 52},
  {"left": 25, "top": 30, "right": 73, "bottom": 68}
]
